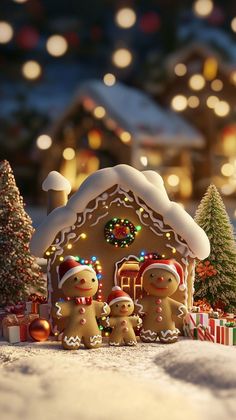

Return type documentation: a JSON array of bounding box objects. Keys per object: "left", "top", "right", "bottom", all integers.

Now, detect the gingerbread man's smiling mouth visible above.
[
  {"left": 150, "top": 283, "right": 168, "bottom": 290},
  {"left": 120, "top": 309, "right": 128, "bottom": 313},
  {"left": 74, "top": 286, "right": 93, "bottom": 291}
]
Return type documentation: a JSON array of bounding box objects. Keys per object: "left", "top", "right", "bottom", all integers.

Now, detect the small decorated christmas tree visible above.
[
  {"left": 194, "top": 184, "right": 236, "bottom": 313},
  {"left": 0, "top": 160, "right": 45, "bottom": 306}
]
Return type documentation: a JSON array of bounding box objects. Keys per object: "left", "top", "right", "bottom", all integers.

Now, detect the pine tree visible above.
[
  {"left": 194, "top": 184, "right": 236, "bottom": 313},
  {"left": 0, "top": 160, "right": 45, "bottom": 306}
]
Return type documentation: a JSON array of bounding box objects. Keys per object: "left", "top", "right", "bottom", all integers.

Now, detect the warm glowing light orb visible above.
[
  {"left": 140, "top": 156, "right": 148, "bottom": 167},
  {"left": 221, "top": 163, "right": 235, "bottom": 177},
  {"left": 120, "top": 131, "right": 131, "bottom": 143},
  {"left": 46, "top": 35, "right": 68, "bottom": 57},
  {"left": 62, "top": 147, "right": 75, "bottom": 160},
  {"left": 193, "top": 0, "right": 213, "bottom": 17},
  {"left": 214, "top": 101, "right": 230, "bottom": 117},
  {"left": 188, "top": 96, "right": 200, "bottom": 108},
  {"left": 22, "top": 60, "right": 42, "bottom": 80},
  {"left": 171, "top": 95, "right": 187, "bottom": 111},
  {"left": 93, "top": 106, "right": 106, "bottom": 118},
  {"left": 112, "top": 48, "right": 133, "bottom": 68},
  {"left": 103, "top": 73, "right": 116, "bottom": 86},
  {"left": 36, "top": 134, "right": 52, "bottom": 150},
  {"left": 189, "top": 74, "right": 205, "bottom": 91},
  {"left": 206, "top": 95, "right": 219, "bottom": 109},
  {"left": 115, "top": 8, "right": 137, "bottom": 29},
  {"left": 0, "top": 21, "right": 14, "bottom": 44},
  {"left": 231, "top": 17, "right": 236, "bottom": 32},
  {"left": 167, "top": 174, "right": 180, "bottom": 187},
  {"left": 211, "top": 79, "right": 223, "bottom": 92},
  {"left": 174, "top": 63, "right": 187, "bottom": 77}
]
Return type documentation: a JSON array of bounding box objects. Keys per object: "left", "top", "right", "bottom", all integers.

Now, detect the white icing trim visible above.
[
  {"left": 114, "top": 254, "right": 140, "bottom": 285},
  {"left": 161, "top": 328, "right": 180, "bottom": 337},
  {"left": 109, "top": 342, "right": 120, "bottom": 346},
  {"left": 89, "top": 335, "right": 102, "bottom": 346},
  {"left": 30, "top": 165, "right": 210, "bottom": 260},
  {"left": 90, "top": 211, "right": 109, "bottom": 227},
  {"left": 160, "top": 336, "right": 178, "bottom": 342},
  {"left": 135, "top": 299, "right": 145, "bottom": 315},
  {"left": 55, "top": 302, "right": 62, "bottom": 318},
  {"left": 140, "top": 329, "right": 157, "bottom": 336},
  {"left": 177, "top": 305, "right": 186, "bottom": 319},
  {"left": 64, "top": 336, "right": 81, "bottom": 347},
  {"left": 127, "top": 341, "right": 137, "bottom": 346},
  {"left": 101, "top": 302, "right": 110, "bottom": 315}
]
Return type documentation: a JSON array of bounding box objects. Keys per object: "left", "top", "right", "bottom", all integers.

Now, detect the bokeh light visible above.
[
  {"left": 231, "top": 17, "right": 236, "bottom": 32},
  {"left": 174, "top": 63, "right": 187, "bottom": 77},
  {"left": 103, "top": 73, "right": 116, "bottom": 86},
  {"left": 171, "top": 95, "right": 188, "bottom": 111},
  {"left": 120, "top": 131, "right": 131, "bottom": 143},
  {"left": 62, "top": 147, "right": 75, "bottom": 160},
  {"left": 0, "top": 21, "right": 14, "bottom": 44},
  {"left": 188, "top": 96, "right": 200, "bottom": 108},
  {"left": 36, "top": 135, "right": 52, "bottom": 150},
  {"left": 167, "top": 174, "right": 180, "bottom": 187},
  {"left": 189, "top": 74, "right": 205, "bottom": 91},
  {"left": 211, "top": 79, "right": 223, "bottom": 92},
  {"left": 221, "top": 163, "right": 235, "bottom": 177},
  {"left": 46, "top": 35, "right": 68, "bottom": 57},
  {"left": 214, "top": 101, "right": 230, "bottom": 117},
  {"left": 93, "top": 106, "right": 106, "bottom": 118},
  {"left": 115, "top": 8, "right": 136, "bottom": 29},
  {"left": 22, "top": 60, "right": 42, "bottom": 80},
  {"left": 206, "top": 95, "right": 219, "bottom": 109},
  {"left": 193, "top": 0, "right": 214, "bottom": 18},
  {"left": 112, "top": 48, "right": 133, "bottom": 68}
]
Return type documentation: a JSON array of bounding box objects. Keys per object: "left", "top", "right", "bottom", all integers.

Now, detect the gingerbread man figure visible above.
[
  {"left": 135, "top": 259, "right": 187, "bottom": 344},
  {"left": 52, "top": 256, "right": 110, "bottom": 350},
  {"left": 105, "top": 286, "right": 142, "bottom": 346}
]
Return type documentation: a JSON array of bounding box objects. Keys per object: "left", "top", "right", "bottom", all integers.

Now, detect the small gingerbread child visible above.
[
  {"left": 52, "top": 256, "right": 110, "bottom": 350},
  {"left": 105, "top": 286, "right": 142, "bottom": 346},
  {"left": 135, "top": 259, "right": 188, "bottom": 344}
]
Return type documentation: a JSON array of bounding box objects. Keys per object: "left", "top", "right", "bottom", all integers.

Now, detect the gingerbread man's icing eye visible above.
[
  {"left": 74, "top": 277, "right": 78, "bottom": 282},
  {"left": 168, "top": 278, "right": 172, "bottom": 282},
  {"left": 116, "top": 304, "right": 119, "bottom": 307},
  {"left": 128, "top": 304, "right": 131, "bottom": 307},
  {"left": 150, "top": 273, "right": 155, "bottom": 278},
  {"left": 92, "top": 278, "right": 96, "bottom": 282}
]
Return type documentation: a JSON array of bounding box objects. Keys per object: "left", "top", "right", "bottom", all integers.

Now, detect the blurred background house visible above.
[{"left": 1, "top": 0, "right": 236, "bottom": 212}]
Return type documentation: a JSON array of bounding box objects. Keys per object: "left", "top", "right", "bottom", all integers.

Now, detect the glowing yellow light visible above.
[
  {"left": 221, "top": 163, "right": 235, "bottom": 177},
  {"left": 193, "top": 0, "right": 213, "bottom": 17},
  {"left": 203, "top": 57, "right": 218, "bottom": 81},
  {"left": 36, "top": 134, "right": 52, "bottom": 150},
  {"left": 88, "top": 130, "right": 102, "bottom": 149},
  {"left": 214, "top": 101, "right": 230, "bottom": 117},
  {"left": 206, "top": 95, "right": 219, "bottom": 109},
  {"left": 112, "top": 48, "right": 132, "bottom": 68},
  {"left": 124, "top": 197, "right": 129, "bottom": 202},
  {"left": 46, "top": 35, "right": 68, "bottom": 57},
  {"left": 105, "top": 332, "right": 109, "bottom": 336},
  {"left": 51, "top": 246, "right": 56, "bottom": 251},
  {"left": 171, "top": 95, "right": 187, "bottom": 111},
  {"left": 62, "top": 147, "right": 75, "bottom": 160},
  {"left": 211, "top": 79, "right": 223, "bottom": 92},
  {"left": 172, "top": 248, "right": 177, "bottom": 254},
  {"left": 162, "top": 255, "right": 165, "bottom": 258},
  {"left": 230, "top": 72, "right": 236, "bottom": 86},
  {"left": 0, "top": 21, "right": 14, "bottom": 44},
  {"left": 189, "top": 74, "right": 205, "bottom": 91},
  {"left": 13, "top": 0, "right": 28, "bottom": 3},
  {"left": 67, "top": 244, "right": 72, "bottom": 249},
  {"left": 139, "top": 207, "right": 144, "bottom": 212},
  {"left": 167, "top": 174, "right": 180, "bottom": 187},
  {"left": 140, "top": 156, "right": 148, "bottom": 167},
  {"left": 231, "top": 17, "right": 236, "bottom": 32},
  {"left": 81, "top": 233, "right": 87, "bottom": 239},
  {"left": 103, "top": 73, "right": 116, "bottom": 86},
  {"left": 45, "top": 251, "right": 50, "bottom": 256},
  {"left": 120, "top": 131, "right": 131, "bottom": 143},
  {"left": 188, "top": 96, "right": 200, "bottom": 108},
  {"left": 166, "top": 233, "right": 171, "bottom": 238},
  {"left": 59, "top": 256, "right": 64, "bottom": 262},
  {"left": 221, "top": 184, "right": 235, "bottom": 196},
  {"left": 93, "top": 106, "right": 106, "bottom": 118},
  {"left": 115, "top": 8, "right": 136, "bottom": 29},
  {"left": 174, "top": 63, "right": 187, "bottom": 77},
  {"left": 22, "top": 60, "right": 42, "bottom": 80}
]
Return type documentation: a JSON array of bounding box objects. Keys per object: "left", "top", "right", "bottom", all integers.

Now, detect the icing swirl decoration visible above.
[{"left": 104, "top": 218, "right": 141, "bottom": 247}]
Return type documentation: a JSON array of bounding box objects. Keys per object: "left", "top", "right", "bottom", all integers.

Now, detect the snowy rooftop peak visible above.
[{"left": 42, "top": 171, "right": 71, "bottom": 195}]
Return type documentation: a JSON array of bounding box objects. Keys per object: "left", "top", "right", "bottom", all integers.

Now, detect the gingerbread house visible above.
[{"left": 30, "top": 164, "right": 210, "bottom": 329}]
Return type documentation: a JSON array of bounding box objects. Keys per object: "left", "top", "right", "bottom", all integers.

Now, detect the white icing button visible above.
[
  {"left": 156, "top": 298, "right": 162, "bottom": 304},
  {"left": 79, "top": 308, "right": 85, "bottom": 314},
  {"left": 156, "top": 316, "right": 163, "bottom": 322},
  {"left": 122, "top": 327, "right": 129, "bottom": 333},
  {"left": 80, "top": 318, "right": 86, "bottom": 325},
  {"left": 121, "top": 320, "right": 127, "bottom": 326},
  {"left": 156, "top": 307, "right": 162, "bottom": 313}
]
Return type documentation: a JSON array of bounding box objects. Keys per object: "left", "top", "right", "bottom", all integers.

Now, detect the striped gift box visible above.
[
  {"left": 216, "top": 325, "right": 236, "bottom": 345},
  {"left": 208, "top": 318, "right": 227, "bottom": 335},
  {"left": 186, "top": 312, "right": 209, "bottom": 329}
]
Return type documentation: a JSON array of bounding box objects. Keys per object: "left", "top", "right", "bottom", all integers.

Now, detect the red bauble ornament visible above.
[{"left": 29, "top": 318, "right": 50, "bottom": 342}]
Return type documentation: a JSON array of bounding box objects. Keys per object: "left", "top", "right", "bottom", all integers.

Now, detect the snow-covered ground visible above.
[{"left": 0, "top": 338, "right": 236, "bottom": 420}]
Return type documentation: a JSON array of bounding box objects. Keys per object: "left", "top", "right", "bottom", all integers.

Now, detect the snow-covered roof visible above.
[
  {"left": 52, "top": 80, "right": 204, "bottom": 148},
  {"left": 30, "top": 164, "right": 210, "bottom": 260}
]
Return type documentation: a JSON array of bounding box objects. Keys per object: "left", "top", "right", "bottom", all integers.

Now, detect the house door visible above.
[{"left": 117, "top": 260, "right": 142, "bottom": 301}]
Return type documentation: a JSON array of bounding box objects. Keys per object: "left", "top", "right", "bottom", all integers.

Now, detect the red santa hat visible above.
[
  {"left": 107, "top": 286, "right": 133, "bottom": 307},
  {"left": 58, "top": 256, "right": 96, "bottom": 289},
  {"left": 137, "top": 259, "right": 186, "bottom": 291}
]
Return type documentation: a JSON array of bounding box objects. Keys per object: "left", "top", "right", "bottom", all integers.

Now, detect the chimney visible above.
[{"left": 42, "top": 171, "right": 71, "bottom": 214}]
